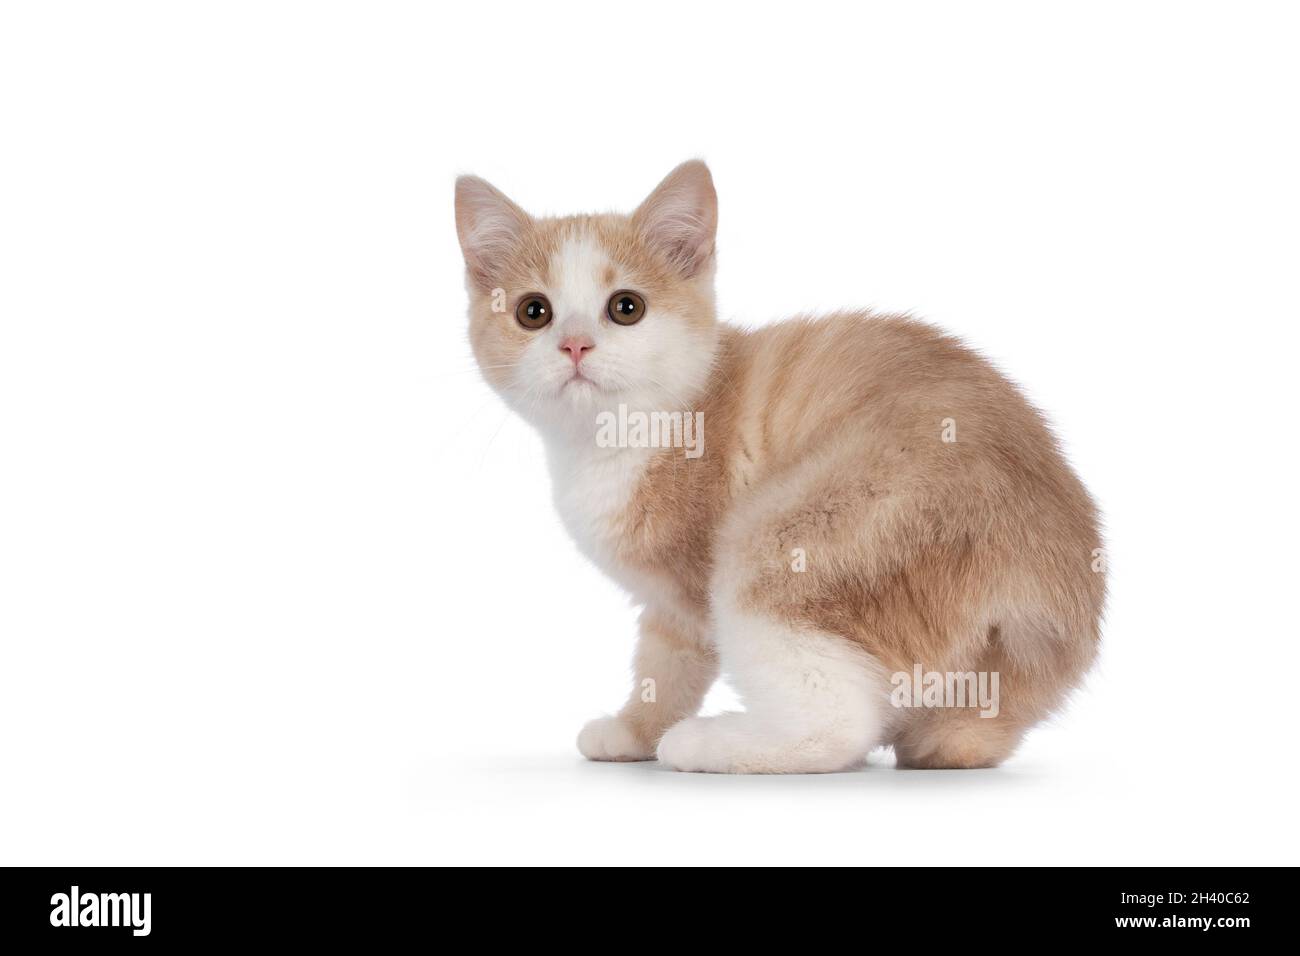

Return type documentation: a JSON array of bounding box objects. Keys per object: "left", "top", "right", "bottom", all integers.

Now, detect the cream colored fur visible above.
[{"left": 455, "top": 161, "right": 1105, "bottom": 773}]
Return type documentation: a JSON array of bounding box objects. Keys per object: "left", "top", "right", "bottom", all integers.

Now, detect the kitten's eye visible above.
[
  {"left": 515, "top": 294, "right": 552, "bottom": 330},
  {"left": 607, "top": 290, "right": 646, "bottom": 326}
]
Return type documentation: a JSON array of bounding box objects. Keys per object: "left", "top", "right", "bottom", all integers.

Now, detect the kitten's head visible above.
[{"left": 454, "top": 161, "right": 719, "bottom": 431}]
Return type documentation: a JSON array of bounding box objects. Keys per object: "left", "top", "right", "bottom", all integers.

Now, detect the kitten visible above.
[{"left": 455, "top": 161, "right": 1104, "bottom": 773}]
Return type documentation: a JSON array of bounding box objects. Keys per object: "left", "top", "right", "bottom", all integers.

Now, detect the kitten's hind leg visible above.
[
  {"left": 891, "top": 634, "right": 1090, "bottom": 769},
  {"left": 656, "top": 606, "right": 889, "bottom": 774},
  {"left": 892, "top": 709, "right": 1027, "bottom": 769}
]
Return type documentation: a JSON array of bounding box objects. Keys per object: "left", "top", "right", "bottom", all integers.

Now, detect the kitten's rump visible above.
[{"left": 623, "top": 313, "right": 1104, "bottom": 768}]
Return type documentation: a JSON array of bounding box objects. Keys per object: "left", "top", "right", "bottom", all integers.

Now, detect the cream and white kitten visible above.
[{"left": 455, "top": 161, "right": 1104, "bottom": 773}]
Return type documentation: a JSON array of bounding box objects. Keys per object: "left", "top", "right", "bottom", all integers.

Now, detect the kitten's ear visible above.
[
  {"left": 455, "top": 175, "right": 531, "bottom": 291},
  {"left": 631, "top": 160, "right": 718, "bottom": 278}
]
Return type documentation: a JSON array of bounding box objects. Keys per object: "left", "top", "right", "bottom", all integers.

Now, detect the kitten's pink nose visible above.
[{"left": 560, "top": 335, "right": 595, "bottom": 365}]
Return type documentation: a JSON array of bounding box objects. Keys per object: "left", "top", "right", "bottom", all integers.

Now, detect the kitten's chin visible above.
[
  {"left": 552, "top": 375, "right": 614, "bottom": 417},
  {"left": 501, "top": 375, "right": 614, "bottom": 431}
]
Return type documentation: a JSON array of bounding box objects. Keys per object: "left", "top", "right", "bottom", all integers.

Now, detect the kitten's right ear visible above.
[{"left": 455, "top": 175, "right": 531, "bottom": 291}]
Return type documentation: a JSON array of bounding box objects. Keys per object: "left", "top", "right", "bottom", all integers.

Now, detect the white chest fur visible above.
[
  {"left": 545, "top": 439, "right": 670, "bottom": 599},
  {"left": 547, "top": 441, "right": 649, "bottom": 562}
]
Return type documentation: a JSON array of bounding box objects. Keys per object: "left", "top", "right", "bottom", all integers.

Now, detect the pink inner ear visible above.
[
  {"left": 455, "top": 176, "right": 529, "bottom": 288},
  {"left": 642, "top": 203, "right": 713, "bottom": 271},
  {"left": 634, "top": 163, "right": 718, "bottom": 277}
]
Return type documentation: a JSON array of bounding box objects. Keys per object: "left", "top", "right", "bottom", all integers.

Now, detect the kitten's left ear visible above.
[
  {"left": 631, "top": 160, "right": 718, "bottom": 278},
  {"left": 455, "top": 174, "right": 531, "bottom": 291}
]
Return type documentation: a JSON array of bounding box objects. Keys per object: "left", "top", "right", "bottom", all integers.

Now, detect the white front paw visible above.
[{"left": 577, "top": 716, "right": 654, "bottom": 762}]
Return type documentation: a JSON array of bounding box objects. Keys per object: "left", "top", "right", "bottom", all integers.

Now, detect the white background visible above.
[{"left": 2, "top": 2, "right": 1297, "bottom": 866}]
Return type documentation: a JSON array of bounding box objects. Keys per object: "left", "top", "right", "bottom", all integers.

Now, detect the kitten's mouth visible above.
[{"left": 562, "top": 370, "right": 603, "bottom": 393}]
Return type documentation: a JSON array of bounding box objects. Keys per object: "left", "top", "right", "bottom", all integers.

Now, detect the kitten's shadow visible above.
[{"left": 576, "top": 753, "right": 1040, "bottom": 791}]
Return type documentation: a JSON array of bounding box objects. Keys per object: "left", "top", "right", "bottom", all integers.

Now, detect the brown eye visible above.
[
  {"left": 515, "top": 294, "right": 552, "bottom": 330},
  {"left": 607, "top": 290, "right": 646, "bottom": 326}
]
